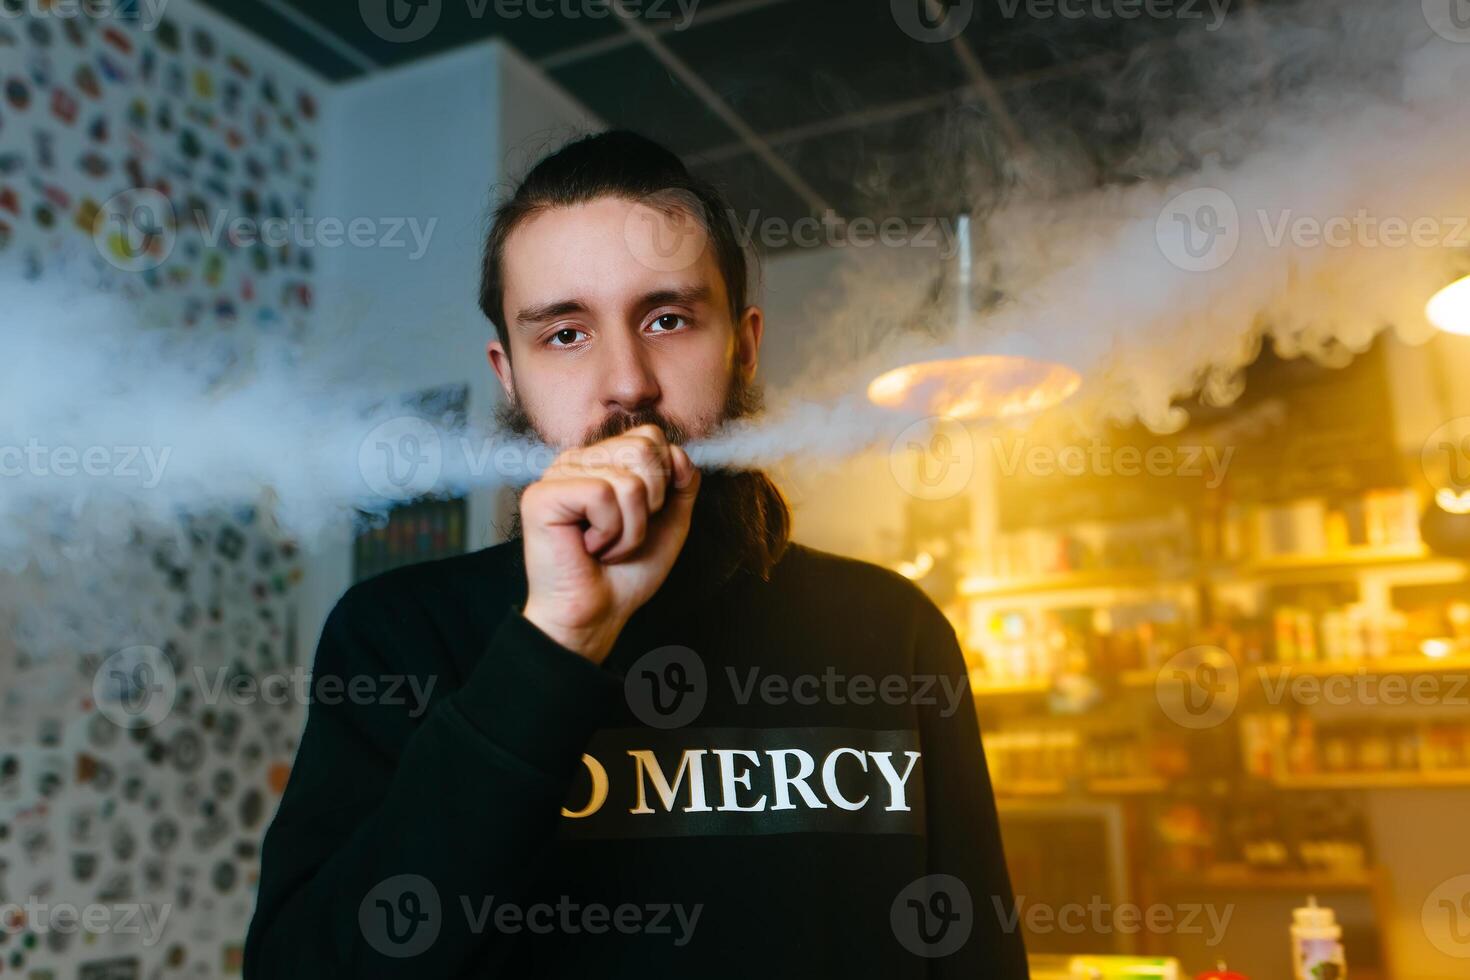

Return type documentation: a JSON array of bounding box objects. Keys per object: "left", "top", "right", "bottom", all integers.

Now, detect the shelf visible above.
[
  {"left": 958, "top": 568, "right": 1167, "bottom": 599},
  {"left": 1256, "top": 654, "right": 1470, "bottom": 678},
  {"left": 1272, "top": 769, "right": 1470, "bottom": 790},
  {"left": 1113, "top": 655, "right": 1470, "bottom": 691},
  {"left": 970, "top": 676, "right": 1052, "bottom": 699},
  {"left": 993, "top": 780, "right": 1067, "bottom": 797},
  {"left": 993, "top": 776, "right": 1168, "bottom": 798},
  {"left": 960, "top": 547, "right": 1462, "bottom": 602},
  {"left": 1153, "top": 865, "right": 1377, "bottom": 892},
  {"left": 1086, "top": 775, "right": 1168, "bottom": 795},
  {"left": 1233, "top": 545, "right": 1432, "bottom": 575}
]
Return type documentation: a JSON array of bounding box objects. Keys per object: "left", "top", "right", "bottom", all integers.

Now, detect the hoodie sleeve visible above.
[
  {"left": 243, "top": 584, "right": 622, "bottom": 978},
  {"left": 914, "top": 603, "right": 1031, "bottom": 979}
]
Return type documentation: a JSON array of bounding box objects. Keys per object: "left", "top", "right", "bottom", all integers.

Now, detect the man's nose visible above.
[{"left": 598, "top": 331, "right": 660, "bottom": 413}]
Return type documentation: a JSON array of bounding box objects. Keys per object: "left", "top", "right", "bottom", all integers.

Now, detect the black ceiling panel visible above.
[
  {"left": 664, "top": 1, "right": 970, "bottom": 135},
  {"left": 189, "top": 0, "right": 1296, "bottom": 255},
  {"left": 692, "top": 148, "right": 815, "bottom": 255},
  {"left": 547, "top": 44, "right": 740, "bottom": 157}
]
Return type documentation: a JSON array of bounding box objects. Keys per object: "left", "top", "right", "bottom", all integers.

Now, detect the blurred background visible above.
[{"left": 3, "top": 0, "right": 1470, "bottom": 978}]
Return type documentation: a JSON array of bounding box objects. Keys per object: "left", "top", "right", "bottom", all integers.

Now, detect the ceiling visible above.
[{"left": 201, "top": 0, "right": 1280, "bottom": 250}]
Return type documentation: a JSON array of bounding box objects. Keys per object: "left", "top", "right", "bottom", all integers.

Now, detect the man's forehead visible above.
[{"left": 503, "top": 198, "right": 728, "bottom": 313}]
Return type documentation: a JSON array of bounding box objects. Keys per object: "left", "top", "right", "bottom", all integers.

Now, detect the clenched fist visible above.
[{"left": 520, "top": 424, "right": 700, "bottom": 663}]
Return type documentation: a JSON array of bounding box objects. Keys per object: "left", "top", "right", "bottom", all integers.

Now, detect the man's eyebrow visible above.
[
  {"left": 513, "top": 299, "right": 588, "bottom": 330},
  {"left": 638, "top": 285, "right": 711, "bottom": 309}
]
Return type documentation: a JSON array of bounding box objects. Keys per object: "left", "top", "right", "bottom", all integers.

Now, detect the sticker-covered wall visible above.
[{"left": 0, "top": 1, "right": 324, "bottom": 976}]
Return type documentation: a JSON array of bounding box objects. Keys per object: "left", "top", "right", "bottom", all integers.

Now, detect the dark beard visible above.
[{"left": 496, "top": 372, "right": 790, "bottom": 583}]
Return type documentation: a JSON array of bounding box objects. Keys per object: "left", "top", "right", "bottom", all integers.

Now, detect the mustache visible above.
[{"left": 584, "top": 408, "right": 690, "bottom": 448}]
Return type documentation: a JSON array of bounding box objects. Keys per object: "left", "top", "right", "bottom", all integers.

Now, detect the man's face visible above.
[{"left": 488, "top": 195, "right": 763, "bottom": 449}]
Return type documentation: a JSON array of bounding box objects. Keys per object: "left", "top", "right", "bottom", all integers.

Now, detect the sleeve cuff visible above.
[{"left": 449, "top": 610, "right": 622, "bottom": 779}]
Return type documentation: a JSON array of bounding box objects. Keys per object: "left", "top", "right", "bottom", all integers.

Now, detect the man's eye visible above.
[
  {"left": 548, "top": 328, "right": 585, "bottom": 347},
  {"left": 649, "top": 314, "right": 686, "bottom": 333}
]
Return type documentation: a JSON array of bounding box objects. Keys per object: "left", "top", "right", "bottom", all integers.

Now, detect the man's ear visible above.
[
  {"left": 487, "top": 339, "right": 515, "bottom": 401},
  {"left": 735, "top": 305, "right": 764, "bottom": 384}
]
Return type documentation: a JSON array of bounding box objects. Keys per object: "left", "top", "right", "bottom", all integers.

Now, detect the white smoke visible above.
[{"left": 5, "top": 0, "right": 1469, "bottom": 657}]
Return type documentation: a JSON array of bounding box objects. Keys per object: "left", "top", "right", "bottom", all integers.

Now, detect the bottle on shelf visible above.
[{"left": 1290, "top": 896, "right": 1347, "bottom": 980}]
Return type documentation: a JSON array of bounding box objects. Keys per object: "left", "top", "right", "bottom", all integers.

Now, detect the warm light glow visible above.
[
  {"left": 1421, "top": 637, "right": 1455, "bottom": 660},
  {"left": 1436, "top": 488, "right": 1470, "bottom": 515},
  {"left": 867, "top": 354, "right": 1082, "bottom": 421},
  {"left": 1427, "top": 274, "right": 1470, "bottom": 336},
  {"left": 892, "top": 551, "right": 935, "bottom": 581}
]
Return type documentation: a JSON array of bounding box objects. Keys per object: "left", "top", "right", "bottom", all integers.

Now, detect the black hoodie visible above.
[{"left": 244, "top": 538, "right": 1029, "bottom": 978}]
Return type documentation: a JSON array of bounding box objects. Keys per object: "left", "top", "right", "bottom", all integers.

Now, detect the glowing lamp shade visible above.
[
  {"left": 867, "top": 353, "right": 1081, "bottom": 421},
  {"left": 1427, "top": 274, "right": 1470, "bottom": 336}
]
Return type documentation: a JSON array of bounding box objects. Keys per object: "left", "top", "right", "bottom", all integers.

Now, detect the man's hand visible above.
[{"left": 520, "top": 424, "right": 700, "bottom": 663}]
